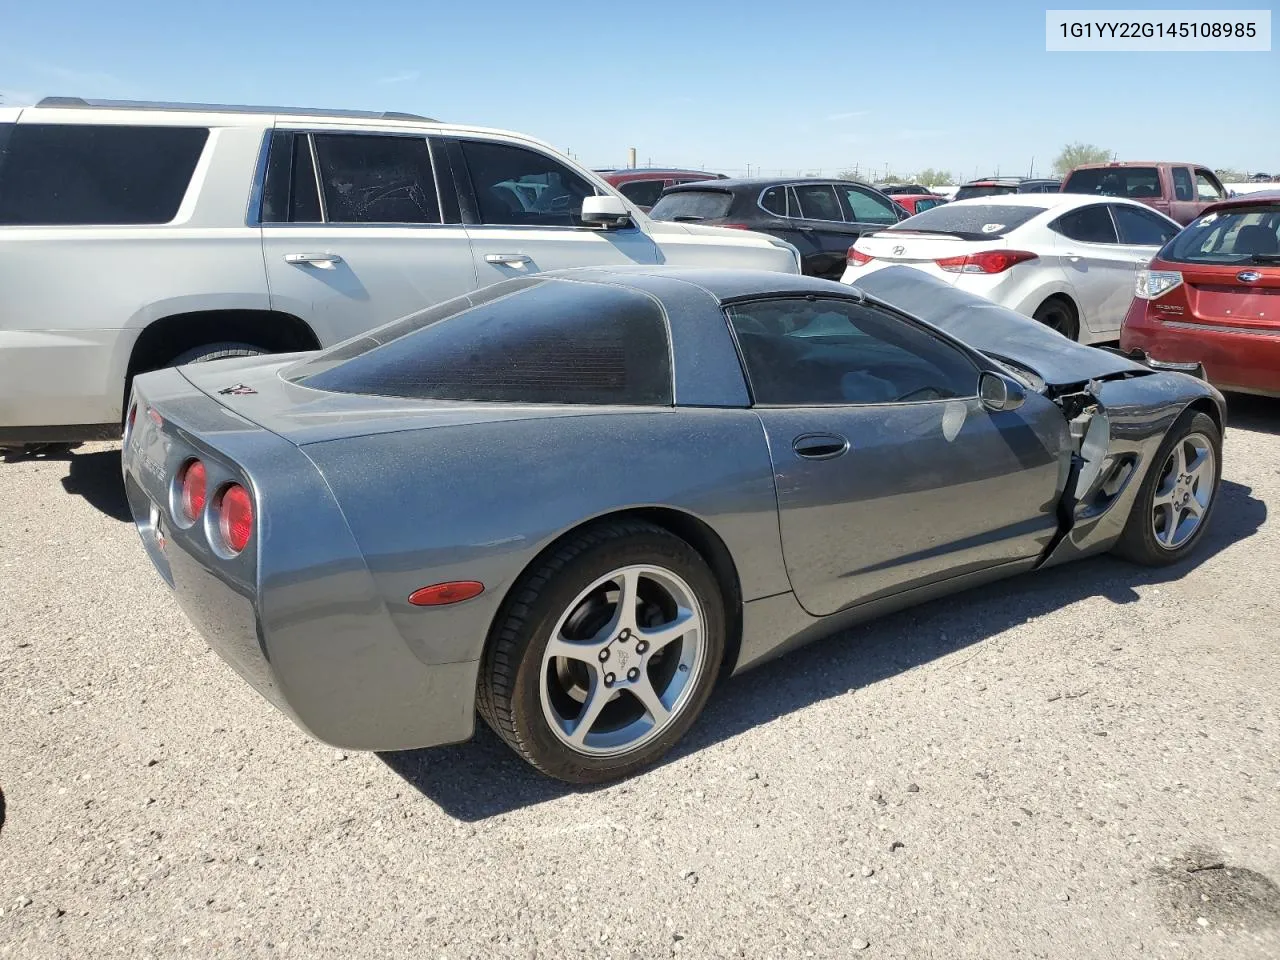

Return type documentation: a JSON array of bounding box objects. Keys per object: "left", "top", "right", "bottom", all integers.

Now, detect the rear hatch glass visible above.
[
  {"left": 883, "top": 203, "right": 1044, "bottom": 240},
  {"left": 1062, "top": 166, "right": 1160, "bottom": 200},
  {"left": 1159, "top": 205, "right": 1280, "bottom": 324},
  {"left": 648, "top": 190, "right": 733, "bottom": 222}
]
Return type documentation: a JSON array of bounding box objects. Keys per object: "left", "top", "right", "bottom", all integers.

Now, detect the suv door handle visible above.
[
  {"left": 1062, "top": 251, "right": 1082, "bottom": 262},
  {"left": 284, "top": 253, "right": 343, "bottom": 269},
  {"left": 484, "top": 253, "right": 532, "bottom": 265},
  {"left": 793, "top": 433, "right": 850, "bottom": 460}
]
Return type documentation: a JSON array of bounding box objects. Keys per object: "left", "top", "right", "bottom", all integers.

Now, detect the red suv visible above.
[
  {"left": 600, "top": 168, "right": 725, "bottom": 211},
  {"left": 1121, "top": 191, "right": 1280, "bottom": 396}
]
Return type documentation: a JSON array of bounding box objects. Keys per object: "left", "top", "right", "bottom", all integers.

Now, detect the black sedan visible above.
[{"left": 648, "top": 178, "right": 907, "bottom": 280}]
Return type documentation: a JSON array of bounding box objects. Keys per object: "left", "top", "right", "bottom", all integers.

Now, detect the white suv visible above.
[{"left": 0, "top": 98, "right": 801, "bottom": 450}]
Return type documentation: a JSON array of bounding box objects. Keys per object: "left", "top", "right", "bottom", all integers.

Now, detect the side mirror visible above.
[
  {"left": 978, "top": 371, "right": 1026, "bottom": 412},
  {"left": 581, "top": 194, "right": 632, "bottom": 229}
]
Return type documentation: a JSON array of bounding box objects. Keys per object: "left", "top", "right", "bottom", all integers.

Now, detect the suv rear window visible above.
[
  {"left": 889, "top": 203, "right": 1044, "bottom": 239},
  {"left": 954, "top": 183, "right": 1016, "bottom": 200},
  {"left": 0, "top": 123, "right": 208, "bottom": 225},
  {"left": 290, "top": 278, "right": 674, "bottom": 405},
  {"left": 649, "top": 190, "right": 733, "bottom": 221},
  {"left": 1161, "top": 206, "right": 1280, "bottom": 265},
  {"left": 1062, "top": 166, "right": 1161, "bottom": 200}
]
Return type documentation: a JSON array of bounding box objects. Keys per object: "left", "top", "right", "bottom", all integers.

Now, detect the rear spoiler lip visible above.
[{"left": 1097, "top": 346, "right": 1207, "bottom": 381}]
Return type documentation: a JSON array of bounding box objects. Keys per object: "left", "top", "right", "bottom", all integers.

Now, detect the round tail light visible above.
[
  {"left": 215, "top": 483, "right": 254, "bottom": 554},
  {"left": 178, "top": 459, "right": 207, "bottom": 521}
]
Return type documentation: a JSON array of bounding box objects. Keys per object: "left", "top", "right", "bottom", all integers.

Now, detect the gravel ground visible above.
[{"left": 2, "top": 395, "right": 1279, "bottom": 960}]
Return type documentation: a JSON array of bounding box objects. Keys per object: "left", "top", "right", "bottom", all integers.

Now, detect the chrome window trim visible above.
[
  {"left": 306, "top": 134, "right": 327, "bottom": 223},
  {"left": 785, "top": 182, "right": 847, "bottom": 224},
  {"left": 757, "top": 185, "right": 788, "bottom": 218}
]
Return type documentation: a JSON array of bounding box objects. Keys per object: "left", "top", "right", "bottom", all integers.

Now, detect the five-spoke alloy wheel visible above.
[
  {"left": 478, "top": 520, "right": 725, "bottom": 783},
  {"left": 1115, "top": 410, "right": 1222, "bottom": 566}
]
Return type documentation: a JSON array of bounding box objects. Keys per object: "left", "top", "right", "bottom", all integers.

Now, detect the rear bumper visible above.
[
  {"left": 0, "top": 329, "right": 128, "bottom": 437},
  {"left": 123, "top": 370, "right": 479, "bottom": 751},
  {"left": 1121, "top": 301, "right": 1280, "bottom": 397}
]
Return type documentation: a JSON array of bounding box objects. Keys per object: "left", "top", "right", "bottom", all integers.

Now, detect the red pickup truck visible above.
[{"left": 1061, "top": 162, "right": 1229, "bottom": 225}]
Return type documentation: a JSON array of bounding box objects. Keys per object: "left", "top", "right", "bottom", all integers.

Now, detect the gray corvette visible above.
[{"left": 123, "top": 265, "right": 1225, "bottom": 783}]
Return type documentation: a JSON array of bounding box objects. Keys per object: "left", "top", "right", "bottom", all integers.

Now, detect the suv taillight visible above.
[
  {"left": 1135, "top": 268, "right": 1184, "bottom": 300},
  {"left": 178, "top": 459, "right": 207, "bottom": 522},
  {"left": 848, "top": 246, "right": 874, "bottom": 266},
  {"left": 936, "top": 250, "right": 1038, "bottom": 274},
  {"left": 214, "top": 484, "right": 254, "bottom": 554}
]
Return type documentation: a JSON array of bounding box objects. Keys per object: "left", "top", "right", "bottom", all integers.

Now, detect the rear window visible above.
[
  {"left": 954, "top": 183, "right": 1016, "bottom": 200},
  {"left": 1161, "top": 207, "right": 1280, "bottom": 265},
  {"left": 0, "top": 123, "right": 208, "bottom": 225},
  {"left": 289, "top": 278, "right": 674, "bottom": 405},
  {"left": 888, "top": 203, "right": 1044, "bottom": 239},
  {"left": 1062, "top": 166, "right": 1161, "bottom": 200},
  {"left": 618, "top": 179, "right": 668, "bottom": 207},
  {"left": 648, "top": 189, "right": 733, "bottom": 221}
]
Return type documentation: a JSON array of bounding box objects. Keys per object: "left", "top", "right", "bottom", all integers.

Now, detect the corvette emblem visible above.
[{"left": 218, "top": 384, "right": 258, "bottom": 396}]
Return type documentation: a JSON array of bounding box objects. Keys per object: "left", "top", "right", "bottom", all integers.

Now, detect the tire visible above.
[
  {"left": 1112, "top": 410, "right": 1221, "bottom": 566},
  {"left": 477, "top": 520, "right": 726, "bottom": 784},
  {"left": 169, "top": 342, "right": 266, "bottom": 366},
  {"left": 1033, "top": 298, "right": 1080, "bottom": 342}
]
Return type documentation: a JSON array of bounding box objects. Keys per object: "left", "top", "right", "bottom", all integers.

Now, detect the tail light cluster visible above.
[
  {"left": 845, "top": 247, "right": 1037, "bottom": 274},
  {"left": 935, "top": 250, "right": 1038, "bottom": 274},
  {"left": 1135, "top": 268, "right": 1184, "bottom": 300},
  {"left": 174, "top": 457, "right": 254, "bottom": 555}
]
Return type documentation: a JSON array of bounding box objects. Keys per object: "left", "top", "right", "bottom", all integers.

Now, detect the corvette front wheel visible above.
[{"left": 477, "top": 520, "right": 725, "bottom": 783}]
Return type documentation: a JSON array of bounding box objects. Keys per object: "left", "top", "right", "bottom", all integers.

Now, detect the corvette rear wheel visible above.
[
  {"left": 477, "top": 520, "right": 725, "bottom": 783},
  {"left": 1113, "top": 411, "right": 1221, "bottom": 566}
]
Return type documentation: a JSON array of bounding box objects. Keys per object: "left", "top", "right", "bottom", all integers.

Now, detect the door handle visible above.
[
  {"left": 484, "top": 253, "right": 532, "bottom": 265},
  {"left": 1063, "top": 251, "right": 1083, "bottom": 262},
  {"left": 797, "top": 226, "right": 816, "bottom": 233},
  {"left": 793, "top": 433, "right": 850, "bottom": 460},
  {"left": 284, "top": 253, "right": 343, "bottom": 269}
]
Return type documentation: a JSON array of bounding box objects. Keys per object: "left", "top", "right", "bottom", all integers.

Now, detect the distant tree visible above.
[
  {"left": 915, "top": 168, "right": 953, "bottom": 187},
  {"left": 1053, "top": 142, "right": 1112, "bottom": 176},
  {"left": 1214, "top": 168, "right": 1249, "bottom": 183},
  {"left": 878, "top": 173, "right": 906, "bottom": 184},
  {"left": 838, "top": 167, "right": 865, "bottom": 181}
]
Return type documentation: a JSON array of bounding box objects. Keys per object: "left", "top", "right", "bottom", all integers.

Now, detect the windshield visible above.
[
  {"left": 1063, "top": 166, "right": 1161, "bottom": 200},
  {"left": 1161, "top": 207, "right": 1280, "bottom": 264},
  {"left": 648, "top": 190, "right": 733, "bottom": 221},
  {"left": 886, "top": 203, "right": 1045, "bottom": 239}
]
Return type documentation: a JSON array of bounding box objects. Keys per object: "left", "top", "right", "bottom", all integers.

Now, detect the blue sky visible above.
[{"left": 1, "top": 0, "right": 1275, "bottom": 178}]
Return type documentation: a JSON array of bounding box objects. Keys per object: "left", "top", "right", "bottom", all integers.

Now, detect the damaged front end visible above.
[{"left": 1035, "top": 365, "right": 1224, "bottom": 569}]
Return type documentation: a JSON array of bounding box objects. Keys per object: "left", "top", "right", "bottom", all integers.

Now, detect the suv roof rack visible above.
[{"left": 35, "top": 97, "right": 437, "bottom": 122}]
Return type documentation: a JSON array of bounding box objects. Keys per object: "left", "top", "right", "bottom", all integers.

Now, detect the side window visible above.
[
  {"left": 1112, "top": 205, "right": 1178, "bottom": 246},
  {"left": 1172, "top": 167, "right": 1194, "bottom": 202},
  {"left": 1195, "top": 169, "right": 1226, "bottom": 201},
  {"left": 311, "top": 134, "right": 439, "bottom": 224},
  {"left": 0, "top": 123, "right": 208, "bottom": 225},
  {"left": 838, "top": 185, "right": 899, "bottom": 225},
  {"left": 261, "top": 132, "right": 322, "bottom": 223},
  {"left": 759, "top": 186, "right": 787, "bottom": 216},
  {"left": 1052, "top": 205, "right": 1118, "bottom": 244},
  {"left": 726, "top": 297, "right": 978, "bottom": 406},
  {"left": 618, "top": 179, "right": 667, "bottom": 207},
  {"left": 792, "top": 183, "right": 843, "bottom": 221},
  {"left": 459, "top": 140, "right": 596, "bottom": 227}
]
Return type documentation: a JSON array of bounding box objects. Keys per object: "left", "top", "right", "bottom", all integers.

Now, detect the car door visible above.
[
  {"left": 725, "top": 295, "right": 1067, "bottom": 616},
  {"left": 1169, "top": 166, "right": 1198, "bottom": 225},
  {"left": 787, "top": 183, "right": 863, "bottom": 279},
  {"left": 446, "top": 137, "right": 660, "bottom": 285},
  {"left": 260, "top": 129, "right": 479, "bottom": 346},
  {"left": 1193, "top": 168, "right": 1228, "bottom": 219},
  {"left": 1050, "top": 203, "right": 1133, "bottom": 340}
]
